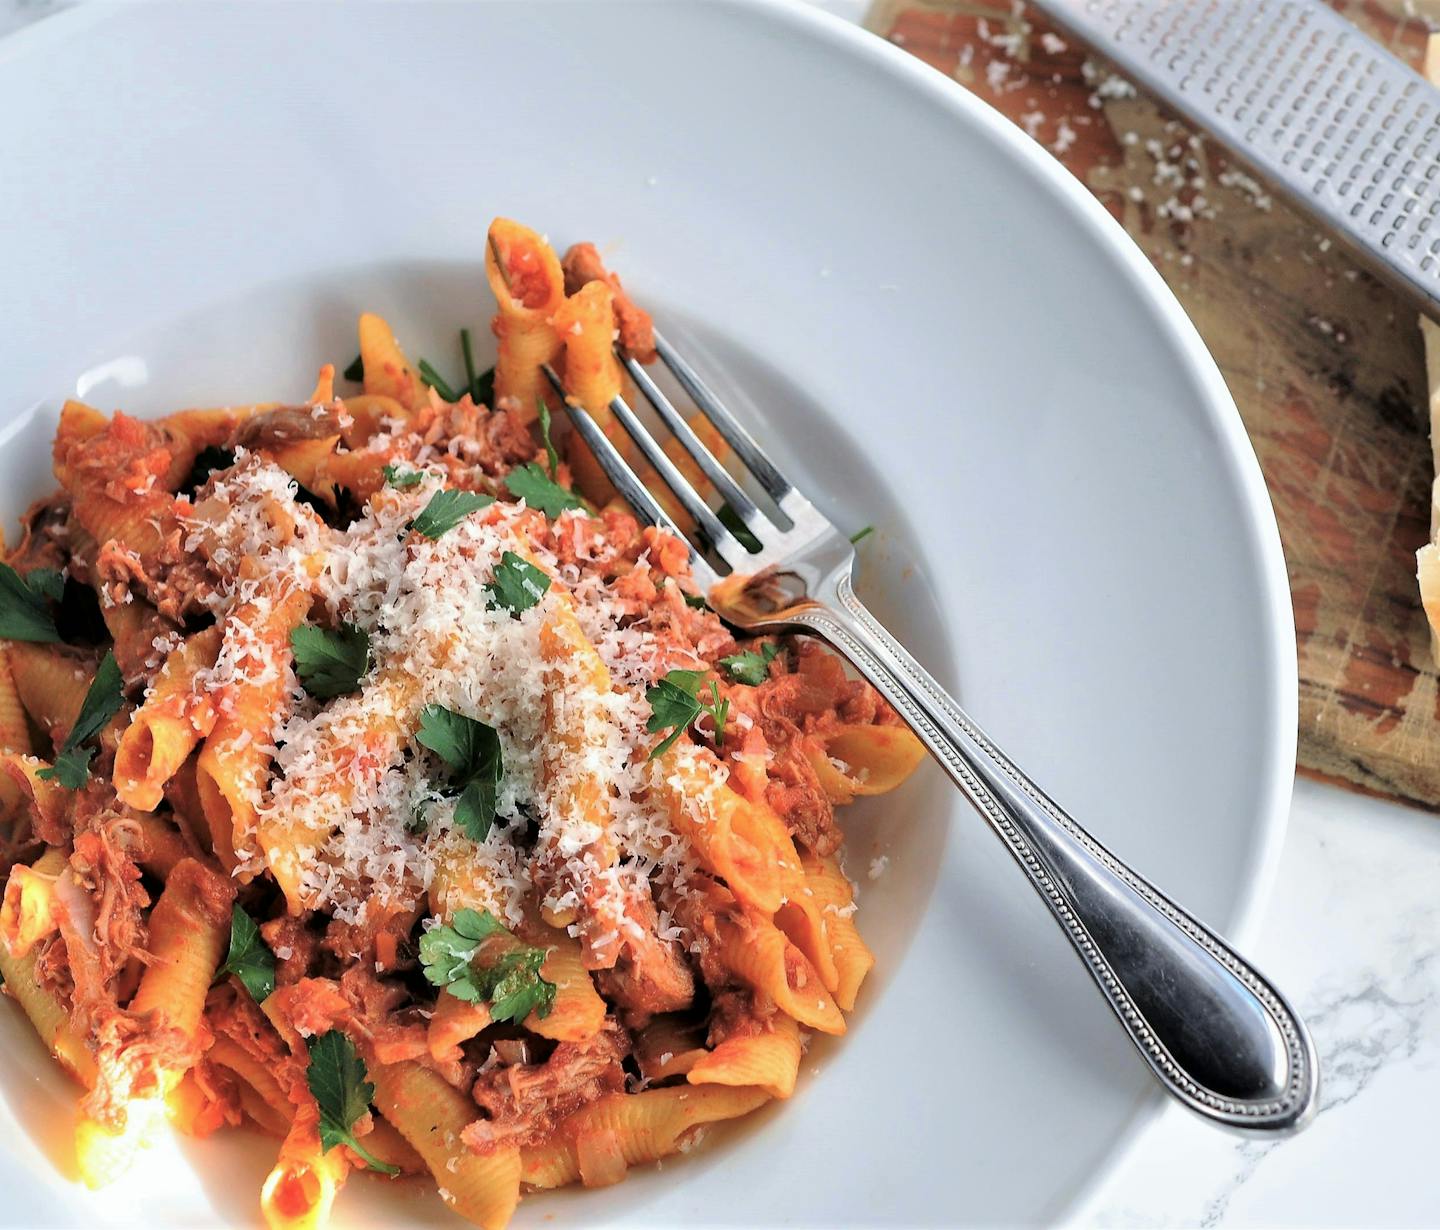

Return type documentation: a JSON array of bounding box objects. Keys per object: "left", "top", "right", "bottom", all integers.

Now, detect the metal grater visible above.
[{"left": 1028, "top": 0, "right": 1440, "bottom": 317}]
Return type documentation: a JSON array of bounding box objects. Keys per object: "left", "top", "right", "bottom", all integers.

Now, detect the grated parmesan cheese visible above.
[{"left": 190, "top": 456, "right": 710, "bottom": 936}]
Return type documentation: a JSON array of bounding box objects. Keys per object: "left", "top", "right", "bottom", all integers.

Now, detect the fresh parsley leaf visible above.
[
  {"left": 416, "top": 705, "right": 499, "bottom": 778},
  {"left": 485, "top": 946, "right": 557, "bottom": 1022},
  {"left": 0, "top": 563, "right": 61, "bottom": 643},
  {"left": 40, "top": 745, "right": 95, "bottom": 790},
  {"left": 474, "top": 365, "right": 495, "bottom": 407},
  {"left": 419, "top": 908, "right": 556, "bottom": 1023},
  {"left": 536, "top": 398, "right": 560, "bottom": 479},
  {"left": 645, "top": 668, "right": 729, "bottom": 759},
  {"left": 453, "top": 777, "right": 500, "bottom": 842},
  {"left": 37, "top": 651, "right": 124, "bottom": 788},
  {"left": 183, "top": 445, "right": 237, "bottom": 494},
  {"left": 409, "top": 488, "right": 494, "bottom": 540},
  {"left": 418, "top": 907, "right": 506, "bottom": 990},
  {"left": 416, "top": 705, "right": 504, "bottom": 842},
  {"left": 719, "top": 642, "right": 780, "bottom": 686},
  {"left": 849, "top": 525, "right": 875, "bottom": 544},
  {"left": 215, "top": 904, "right": 276, "bottom": 1002},
  {"left": 382, "top": 464, "right": 424, "bottom": 490},
  {"left": 305, "top": 1030, "right": 400, "bottom": 1175},
  {"left": 717, "top": 504, "right": 761, "bottom": 552},
  {"left": 25, "top": 569, "right": 65, "bottom": 603},
  {"left": 484, "top": 551, "right": 551, "bottom": 616},
  {"left": 504, "top": 462, "right": 583, "bottom": 518},
  {"left": 291, "top": 623, "right": 370, "bottom": 700},
  {"left": 682, "top": 591, "right": 710, "bottom": 611},
  {"left": 417, "top": 358, "right": 460, "bottom": 404},
  {"left": 343, "top": 354, "right": 365, "bottom": 383}
]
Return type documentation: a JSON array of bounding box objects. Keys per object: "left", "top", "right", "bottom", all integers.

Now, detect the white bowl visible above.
[{"left": 0, "top": 2, "right": 1295, "bottom": 1225}]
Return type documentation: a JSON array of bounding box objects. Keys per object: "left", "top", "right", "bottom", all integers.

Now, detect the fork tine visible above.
[
  {"left": 542, "top": 367, "right": 691, "bottom": 554},
  {"left": 651, "top": 329, "right": 795, "bottom": 509},
  {"left": 601, "top": 392, "right": 756, "bottom": 570},
  {"left": 541, "top": 366, "right": 723, "bottom": 587},
  {"left": 619, "top": 352, "right": 768, "bottom": 533}
]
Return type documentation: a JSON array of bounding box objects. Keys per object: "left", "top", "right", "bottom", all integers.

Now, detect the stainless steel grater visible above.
[{"left": 1028, "top": 0, "right": 1440, "bottom": 317}]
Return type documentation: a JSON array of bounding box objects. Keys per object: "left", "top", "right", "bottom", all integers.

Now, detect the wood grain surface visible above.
[{"left": 863, "top": 0, "right": 1440, "bottom": 810}]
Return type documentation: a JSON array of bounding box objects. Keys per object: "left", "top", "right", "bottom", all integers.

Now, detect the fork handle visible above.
[{"left": 792, "top": 572, "right": 1317, "bottom": 1132}]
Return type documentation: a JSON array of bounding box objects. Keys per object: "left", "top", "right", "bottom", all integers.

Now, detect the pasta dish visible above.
[{"left": 0, "top": 219, "right": 925, "bottom": 1228}]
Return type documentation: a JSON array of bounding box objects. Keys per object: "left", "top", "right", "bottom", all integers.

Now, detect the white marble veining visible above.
[
  {"left": 1086, "top": 779, "right": 1440, "bottom": 1227},
  {"left": 4, "top": 0, "right": 1439, "bottom": 1225}
]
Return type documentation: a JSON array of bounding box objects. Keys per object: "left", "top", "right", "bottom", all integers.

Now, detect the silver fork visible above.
[{"left": 542, "top": 336, "right": 1318, "bottom": 1134}]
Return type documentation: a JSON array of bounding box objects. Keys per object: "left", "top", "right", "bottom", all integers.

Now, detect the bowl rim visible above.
[
  {"left": 0, "top": 0, "right": 1300, "bottom": 1223},
  {"left": 750, "top": 0, "right": 1300, "bottom": 1218}
]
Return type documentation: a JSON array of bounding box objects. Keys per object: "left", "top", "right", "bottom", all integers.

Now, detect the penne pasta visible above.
[{"left": 114, "top": 625, "right": 223, "bottom": 812}]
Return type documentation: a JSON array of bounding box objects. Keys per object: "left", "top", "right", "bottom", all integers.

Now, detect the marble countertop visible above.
[{"left": 5, "top": 1, "right": 1438, "bottom": 1226}]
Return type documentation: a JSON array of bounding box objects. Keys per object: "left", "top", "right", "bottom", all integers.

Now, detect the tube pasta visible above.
[
  {"left": 650, "top": 747, "right": 784, "bottom": 914},
  {"left": 688, "top": 1012, "right": 803, "bottom": 1100},
  {"left": 0, "top": 938, "right": 96, "bottom": 1086},
  {"left": 426, "top": 990, "right": 492, "bottom": 1064},
  {"left": 523, "top": 926, "right": 606, "bottom": 1042},
  {"left": 712, "top": 906, "right": 845, "bottom": 1036},
  {"left": 198, "top": 586, "right": 309, "bottom": 873},
  {"left": 54, "top": 409, "right": 181, "bottom": 557},
  {"left": 207, "top": 1037, "right": 295, "bottom": 1137},
  {"left": 369, "top": 1059, "right": 522, "bottom": 1230},
  {"left": 486, "top": 218, "right": 565, "bottom": 424},
  {"left": 130, "top": 858, "right": 234, "bottom": 1042},
  {"left": 823, "top": 724, "right": 926, "bottom": 796},
  {"left": 114, "top": 625, "right": 223, "bottom": 812},
  {"left": 0, "top": 845, "right": 66, "bottom": 957},
  {"left": 0, "top": 752, "right": 73, "bottom": 845},
  {"left": 800, "top": 851, "right": 874, "bottom": 1011},
  {"left": 358, "top": 312, "right": 428, "bottom": 414},
  {"left": 261, "top": 1117, "right": 349, "bottom": 1230},
  {"left": 521, "top": 1085, "right": 771, "bottom": 1191},
  {"left": 8, "top": 643, "right": 95, "bottom": 748}
]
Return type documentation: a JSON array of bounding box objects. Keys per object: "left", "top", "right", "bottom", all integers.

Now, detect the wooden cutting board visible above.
[{"left": 863, "top": 0, "right": 1440, "bottom": 811}]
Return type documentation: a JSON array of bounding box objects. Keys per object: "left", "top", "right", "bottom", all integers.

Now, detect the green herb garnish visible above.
[
  {"left": 536, "top": 398, "right": 560, "bottom": 479},
  {"left": 645, "top": 668, "right": 729, "bottom": 759},
  {"left": 474, "top": 365, "right": 495, "bottom": 407},
  {"left": 484, "top": 551, "right": 551, "bottom": 616},
  {"left": 416, "top": 705, "right": 504, "bottom": 841},
  {"left": 291, "top": 623, "right": 371, "bottom": 700},
  {"left": 25, "top": 569, "right": 65, "bottom": 603},
  {"left": 37, "top": 651, "right": 124, "bottom": 788},
  {"left": 717, "top": 504, "right": 761, "bottom": 552},
  {"left": 382, "top": 464, "right": 424, "bottom": 490},
  {"left": 409, "top": 488, "right": 494, "bottom": 540},
  {"left": 419, "top": 908, "right": 556, "bottom": 1022},
  {"left": 504, "top": 462, "right": 583, "bottom": 519},
  {"left": 417, "top": 359, "right": 461, "bottom": 404},
  {"left": 849, "top": 525, "right": 875, "bottom": 544},
  {"left": 215, "top": 904, "right": 276, "bottom": 1002},
  {"left": 305, "top": 1030, "right": 400, "bottom": 1175},
  {"left": 719, "top": 642, "right": 780, "bottom": 686},
  {"left": 0, "top": 564, "right": 62, "bottom": 643}
]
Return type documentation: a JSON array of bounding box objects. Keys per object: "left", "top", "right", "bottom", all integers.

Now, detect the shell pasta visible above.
[{"left": 0, "top": 217, "right": 925, "bottom": 1228}]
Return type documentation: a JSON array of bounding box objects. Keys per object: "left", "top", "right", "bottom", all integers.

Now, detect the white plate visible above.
[{"left": 0, "top": 2, "right": 1296, "bottom": 1226}]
